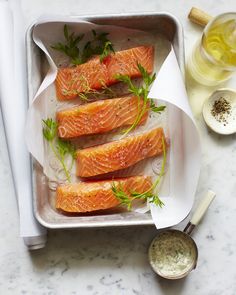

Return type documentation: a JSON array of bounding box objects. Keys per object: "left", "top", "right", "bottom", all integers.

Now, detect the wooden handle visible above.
[
  {"left": 191, "top": 190, "right": 216, "bottom": 225},
  {"left": 188, "top": 7, "right": 213, "bottom": 27}
]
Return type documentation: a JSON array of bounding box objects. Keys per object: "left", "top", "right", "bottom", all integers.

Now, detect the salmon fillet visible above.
[
  {"left": 55, "top": 46, "right": 154, "bottom": 100},
  {"left": 55, "top": 176, "right": 152, "bottom": 213},
  {"left": 56, "top": 96, "right": 149, "bottom": 138},
  {"left": 76, "top": 127, "right": 165, "bottom": 177}
]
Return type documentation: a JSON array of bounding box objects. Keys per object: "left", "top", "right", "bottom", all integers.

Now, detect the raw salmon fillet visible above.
[
  {"left": 55, "top": 176, "right": 152, "bottom": 213},
  {"left": 55, "top": 46, "right": 154, "bottom": 100},
  {"left": 56, "top": 96, "right": 148, "bottom": 138},
  {"left": 76, "top": 127, "right": 165, "bottom": 177}
]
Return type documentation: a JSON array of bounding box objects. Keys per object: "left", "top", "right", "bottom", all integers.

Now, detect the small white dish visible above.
[{"left": 203, "top": 88, "right": 236, "bottom": 135}]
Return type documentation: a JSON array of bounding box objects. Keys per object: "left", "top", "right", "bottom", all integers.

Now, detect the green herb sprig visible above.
[
  {"left": 116, "top": 63, "right": 166, "bottom": 136},
  {"left": 51, "top": 25, "right": 84, "bottom": 65},
  {"left": 111, "top": 137, "right": 166, "bottom": 210},
  {"left": 99, "top": 41, "right": 114, "bottom": 62},
  {"left": 82, "top": 30, "right": 115, "bottom": 62},
  {"left": 150, "top": 99, "right": 166, "bottom": 114},
  {"left": 51, "top": 25, "right": 115, "bottom": 65},
  {"left": 111, "top": 183, "right": 134, "bottom": 211},
  {"left": 42, "top": 118, "right": 76, "bottom": 182}
]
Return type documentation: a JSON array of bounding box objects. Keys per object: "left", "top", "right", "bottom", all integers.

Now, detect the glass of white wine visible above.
[{"left": 188, "top": 12, "right": 236, "bottom": 86}]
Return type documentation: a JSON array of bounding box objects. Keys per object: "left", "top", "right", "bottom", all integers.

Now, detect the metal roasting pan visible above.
[{"left": 26, "top": 12, "right": 184, "bottom": 229}]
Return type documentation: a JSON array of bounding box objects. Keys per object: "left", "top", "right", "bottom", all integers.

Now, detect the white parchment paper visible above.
[
  {"left": 26, "top": 19, "right": 201, "bottom": 228},
  {"left": 149, "top": 50, "right": 201, "bottom": 228}
]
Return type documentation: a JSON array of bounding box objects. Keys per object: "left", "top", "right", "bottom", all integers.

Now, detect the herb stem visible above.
[
  {"left": 49, "top": 141, "right": 71, "bottom": 182},
  {"left": 134, "top": 137, "right": 166, "bottom": 199},
  {"left": 68, "top": 155, "right": 75, "bottom": 172},
  {"left": 112, "top": 137, "right": 166, "bottom": 209},
  {"left": 117, "top": 63, "right": 165, "bottom": 136},
  {"left": 42, "top": 118, "right": 76, "bottom": 183},
  {"left": 122, "top": 100, "right": 147, "bottom": 136}
]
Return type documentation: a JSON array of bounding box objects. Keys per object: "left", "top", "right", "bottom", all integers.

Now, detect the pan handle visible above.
[{"left": 184, "top": 190, "right": 216, "bottom": 235}]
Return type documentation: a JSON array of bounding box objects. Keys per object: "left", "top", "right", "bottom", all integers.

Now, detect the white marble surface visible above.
[{"left": 1, "top": 0, "right": 236, "bottom": 294}]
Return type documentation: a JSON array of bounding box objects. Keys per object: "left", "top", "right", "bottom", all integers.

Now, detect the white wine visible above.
[
  {"left": 188, "top": 13, "right": 236, "bottom": 86},
  {"left": 203, "top": 20, "right": 236, "bottom": 67}
]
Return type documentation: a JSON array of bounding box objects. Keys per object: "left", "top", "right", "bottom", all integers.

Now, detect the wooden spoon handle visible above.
[
  {"left": 191, "top": 190, "right": 216, "bottom": 226},
  {"left": 188, "top": 7, "right": 213, "bottom": 27}
]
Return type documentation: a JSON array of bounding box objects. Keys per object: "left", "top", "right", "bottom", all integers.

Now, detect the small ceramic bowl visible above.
[{"left": 203, "top": 88, "right": 236, "bottom": 135}]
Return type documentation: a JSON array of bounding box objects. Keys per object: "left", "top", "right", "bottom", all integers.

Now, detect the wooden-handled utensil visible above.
[{"left": 148, "top": 190, "right": 216, "bottom": 279}]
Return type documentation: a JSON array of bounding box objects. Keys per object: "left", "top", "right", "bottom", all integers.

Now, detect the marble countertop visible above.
[{"left": 1, "top": 0, "right": 236, "bottom": 294}]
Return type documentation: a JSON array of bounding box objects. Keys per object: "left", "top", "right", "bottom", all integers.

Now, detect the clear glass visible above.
[{"left": 188, "top": 12, "right": 236, "bottom": 86}]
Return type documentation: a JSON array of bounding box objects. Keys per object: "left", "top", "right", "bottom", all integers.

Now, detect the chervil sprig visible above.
[
  {"left": 116, "top": 63, "right": 166, "bottom": 136},
  {"left": 150, "top": 99, "right": 166, "bottom": 113},
  {"left": 112, "top": 137, "right": 166, "bottom": 210},
  {"left": 42, "top": 118, "right": 76, "bottom": 182},
  {"left": 56, "top": 139, "right": 77, "bottom": 160},
  {"left": 99, "top": 41, "right": 115, "bottom": 62},
  {"left": 51, "top": 25, "right": 84, "bottom": 65},
  {"left": 111, "top": 183, "right": 133, "bottom": 211},
  {"left": 51, "top": 25, "right": 115, "bottom": 65},
  {"left": 42, "top": 118, "right": 57, "bottom": 141},
  {"left": 82, "top": 30, "right": 115, "bottom": 63}
]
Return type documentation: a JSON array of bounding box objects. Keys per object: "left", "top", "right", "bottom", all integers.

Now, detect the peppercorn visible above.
[{"left": 211, "top": 97, "right": 232, "bottom": 126}]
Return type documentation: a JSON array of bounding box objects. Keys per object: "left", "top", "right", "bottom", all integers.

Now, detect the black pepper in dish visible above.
[{"left": 211, "top": 97, "right": 232, "bottom": 126}]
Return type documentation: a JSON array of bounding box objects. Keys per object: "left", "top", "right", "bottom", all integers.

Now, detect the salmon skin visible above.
[
  {"left": 76, "top": 127, "right": 165, "bottom": 177},
  {"left": 55, "top": 176, "right": 152, "bottom": 213},
  {"left": 56, "top": 96, "right": 148, "bottom": 139},
  {"left": 55, "top": 46, "right": 154, "bottom": 100}
]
